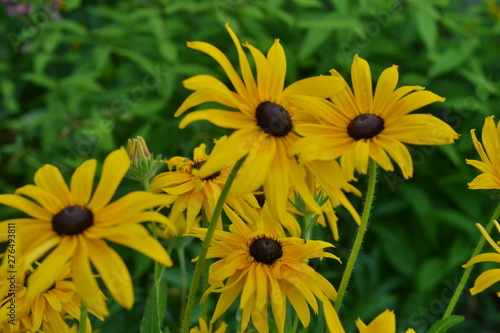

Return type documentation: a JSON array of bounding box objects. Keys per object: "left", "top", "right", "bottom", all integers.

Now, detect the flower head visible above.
[
  {"left": 290, "top": 54, "right": 459, "bottom": 180},
  {"left": 127, "top": 136, "right": 165, "bottom": 182},
  {"left": 463, "top": 220, "right": 500, "bottom": 297},
  {"left": 0, "top": 148, "right": 175, "bottom": 315},
  {"left": 0, "top": 261, "right": 104, "bottom": 333},
  {"left": 150, "top": 137, "right": 252, "bottom": 232},
  {"left": 174, "top": 23, "right": 353, "bottom": 236},
  {"left": 466, "top": 116, "right": 500, "bottom": 190},
  {"left": 189, "top": 207, "right": 345, "bottom": 333}
]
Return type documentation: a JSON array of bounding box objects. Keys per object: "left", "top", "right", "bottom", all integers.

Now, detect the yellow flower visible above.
[
  {"left": 356, "top": 309, "right": 415, "bottom": 333},
  {"left": 189, "top": 207, "right": 345, "bottom": 333},
  {"left": 290, "top": 54, "right": 459, "bottom": 180},
  {"left": 0, "top": 262, "right": 104, "bottom": 333},
  {"left": 175, "top": 23, "right": 352, "bottom": 236},
  {"left": 466, "top": 116, "right": 500, "bottom": 190},
  {"left": 0, "top": 148, "right": 175, "bottom": 315},
  {"left": 463, "top": 220, "right": 500, "bottom": 297},
  {"left": 190, "top": 317, "right": 227, "bottom": 333},
  {"left": 150, "top": 137, "right": 253, "bottom": 232}
]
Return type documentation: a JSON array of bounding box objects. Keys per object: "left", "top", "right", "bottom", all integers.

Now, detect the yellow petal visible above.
[
  {"left": 351, "top": 54, "right": 373, "bottom": 114},
  {"left": 469, "top": 268, "right": 500, "bottom": 295},
  {"left": 72, "top": 236, "right": 109, "bottom": 316},
  {"left": 373, "top": 65, "right": 399, "bottom": 114},
  {"left": 26, "top": 237, "right": 75, "bottom": 301},
  {"left": 70, "top": 159, "right": 97, "bottom": 206},
  {"left": 0, "top": 194, "right": 52, "bottom": 221},
  {"left": 197, "top": 126, "right": 261, "bottom": 179},
  {"left": 88, "top": 148, "right": 130, "bottom": 211},
  {"left": 232, "top": 134, "right": 276, "bottom": 196},
  {"left": 266, "top": 39, "right": 286, "bottom": 100},
  {"left": 34, "top": 164, "right": 72, "bottom": 207},
  {"left": 15, "top": 185, "right": 65, "bottom": 215},
  {"left": 179, "top": 109, "right": 255, "bottom": 130},
  {"left": 88, "top": 238, "right": 134, "bottom": 309},
  {"left": 284, "top": 75, "right": 345, "bottom": 99},
  {"left": 105, "top": 224, "right": 173, "bottom": 267}
]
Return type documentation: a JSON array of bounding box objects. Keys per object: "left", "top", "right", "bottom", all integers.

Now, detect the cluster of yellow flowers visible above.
[{"left": 0, "top": 23, "right": 498, "bottom": 333}]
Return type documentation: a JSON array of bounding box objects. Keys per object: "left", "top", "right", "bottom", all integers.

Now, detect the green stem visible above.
[
  {"left": 334, "top": 159, "right": 378, "bottom": 312},
  {"left": 78, "top": 302, "right": 87, "bottom": 333},
  {"left": 180, "top": 156, "right": 246, "bottom": 333},
  {"left": 442, "top": 201, "right": 500, "bottom": 318}
]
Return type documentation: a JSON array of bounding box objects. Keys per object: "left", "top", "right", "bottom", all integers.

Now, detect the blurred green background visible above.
[{"left": 1, "top": 0, "right": 499, "bottom": 332}]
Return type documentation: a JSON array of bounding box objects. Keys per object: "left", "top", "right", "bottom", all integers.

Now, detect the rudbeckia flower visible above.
[
  {"left": 151, "top": 137, "right": 252, "bottom": 232},
  {"left": 0, "top": 148, "right": 175, "bottom": 315},
  {"left": 175, "top": 23, "right": 354, "bottom": 236},
  {"left": 356, "top": 309, "right": 415, "bottom": 333},
  {"left": 466, "top": 116, "right": 500, "bottom": 190},
  {"left": 189, "top": 207, "right": 345, "bottom": 333},
  {"left": 290, "top": 54, "right": 459, "bottom": 180},
  {"left": 0, "top": 262, "right": 104, "bottom": 333},
  {"left": 463, "top": 220, "right": 500, "bottom": 297}
]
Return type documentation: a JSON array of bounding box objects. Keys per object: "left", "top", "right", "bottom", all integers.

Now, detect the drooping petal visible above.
[{"left": 88, "top": 238, "right": 134, "bottom": 309}]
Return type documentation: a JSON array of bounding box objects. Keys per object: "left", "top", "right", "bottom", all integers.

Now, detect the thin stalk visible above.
[
  {"left": 78, "top": 302, "right": 87, "bottom": 333},
  {"left": 180, "top": 156, "right": 246, "bottom": 333},
  {"left": 334, "top": 159, "right": 378, "bottom": 312},
  {"left": 442, "top": 202, "right": 500, "bottom": 318}
]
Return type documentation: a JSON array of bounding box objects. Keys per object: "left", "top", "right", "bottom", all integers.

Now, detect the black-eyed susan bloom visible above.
[
  {"left": 0, "top": 148, "right": 175, "bottom": 315},
  {"left": 466, "top": 116, "right": 500, "bottom": 190},
  {"left": 189, "top": 207, "right": 345, "bottom": 333},
  {"left": 356, "top": 309, "right": 415, "bottom": 333},
  {"left": 290, "top": 54, "right": 459, "bottom": 180},
  {"left": 0, "top": 262, "right": 104, "bottom": 333},
  {"left": 175, "top": 23, "right": 351, "bottom": 236},
  {"left": 463, "top": 220, "right": 500, "bottom": 297},
  {"left": 150, "top": 137, "right": 254, "bottom": 232}
]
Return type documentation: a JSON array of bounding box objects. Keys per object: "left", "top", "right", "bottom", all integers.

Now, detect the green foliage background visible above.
[{"left": 1, "top": 0, "right": 499, "bottom": 332}]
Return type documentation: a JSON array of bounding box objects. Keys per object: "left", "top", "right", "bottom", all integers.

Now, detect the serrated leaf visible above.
[{"left": 428, "top": 315, "right": 465, "bottom": 333}]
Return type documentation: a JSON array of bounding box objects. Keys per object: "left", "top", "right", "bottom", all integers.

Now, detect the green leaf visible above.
[
  {"left": 21, "top": 72, "right": 57, "bottom": 89},
  {"left": 413, "top": 3, "right": 439, "bottom": 52},
  {"left": 416, "top": 258, "right": 446, "bottom": 291},
  {"left": 132, "top": 99, "right": 167, "bottom": 117},
  {"left": 427, "top": 315, "right": 465, "bottom": 333},
  {"left": 140, "top": 276, "right": 168, "bottom": 333}
]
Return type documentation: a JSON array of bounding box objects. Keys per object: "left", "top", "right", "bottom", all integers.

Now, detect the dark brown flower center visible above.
[
  {"left": 347, "top": 114, "right": 384, "bottom": 140},
  {"left": 249, "top": 236, "right": 283, "bottom": 265},
  {"left": 192, "top": 161, "right": 220, "bottom": 180},
  {"left": 52, "top": 206, "right": 94, "bottom": 235},
  {"left": 255, "top": 102, "right": 292, "bottom": 137}
]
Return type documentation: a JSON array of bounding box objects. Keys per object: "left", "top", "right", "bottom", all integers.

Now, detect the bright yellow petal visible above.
[
  {"left": 266, "top": 39, "right": 286, "bottom": 100},
  {"left": 351, "top": 55, "right": 373, "bottom": 114},
  {"left": 197, "top": 126, "right": 261, "bottom": 179},
  {"left": 283, "top": 75, "right": 345, "bottom": 99},
  {"left": 232, "top": 134, "right": 276, "bottom": 195},
  {"left": 88, "top": 148, "right": 130, "bottom": 211},
  {"left": 34, "top": 164, "right": 72, "bottom": 206},
  {"left": 373, "top": 65, "right": 399, "bottom": 114},
  {"left": 26, "top": 238, "right": 76, "bottom": 301},
  {"left": 72, "top": 236, "right": 109, "bottom": 316},
  {"left": 88, "top": 238, "right": 134, "bottom": 309},
  {"left": 105, "top": 224, "right": 173, "bottom": 267},
  {"left": 179, "top": 109, "right": 255, "bottom": 130},
  {"left": 385, "top": 114, "right": 458, "bottom": 144},
  {"left": 15, "top": 185, "right": 65, "bottom": 215},
  {"left": 469, "top": 268, "right": 500, "bottom": 295},
  {"left": 387, "top": 90, "right": 445, "bottom": 119},
  {"left": 0, "top": 194, "right": 51, "bottom": 221},
  {"left": 70, "top": 159, "right": 97, "bottom": 206}
]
